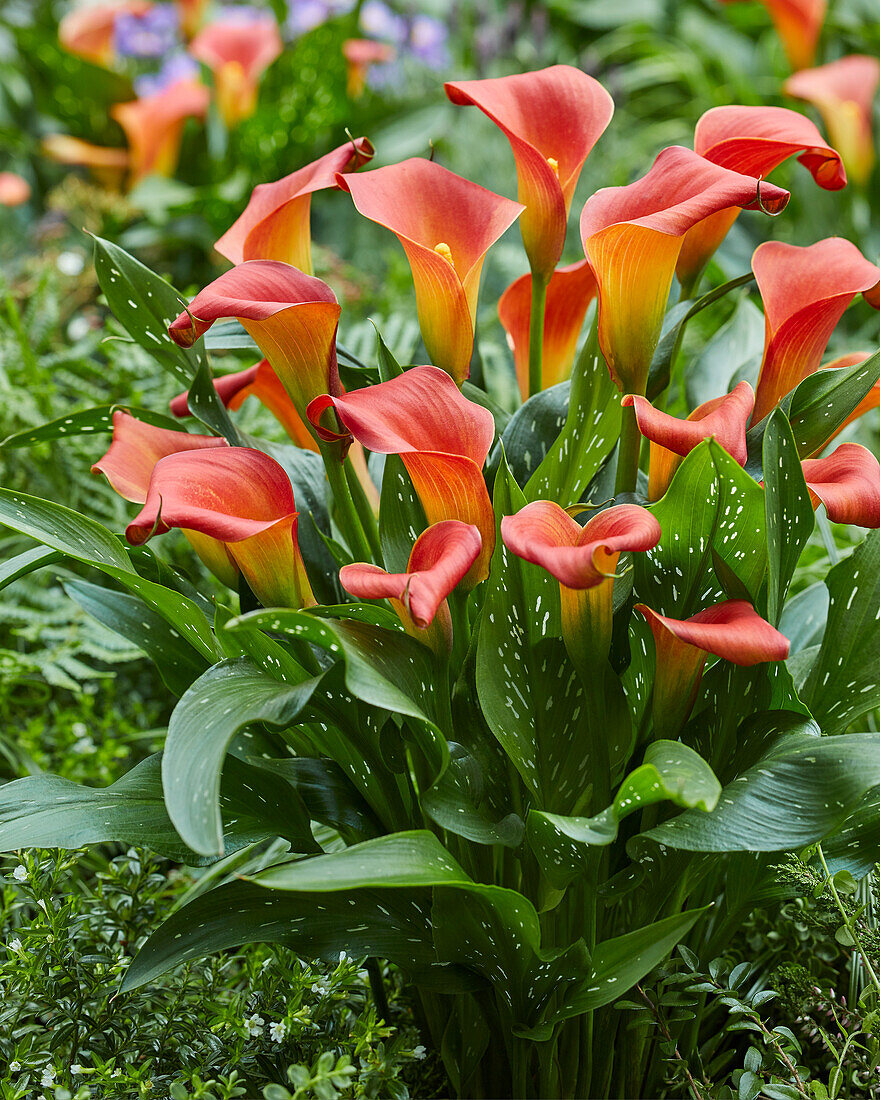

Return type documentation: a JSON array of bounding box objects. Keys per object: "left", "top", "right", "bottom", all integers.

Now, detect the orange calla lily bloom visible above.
[
  {"left": 622, "top": 382, "right": 755, "bottom": 500},
  {"left": 636, "top": 599, "right": 790, "bottom": 737},
  {"left": 338, "top": 159, "right": 523, "bottom": 384},
  {"left": 59, "top": 1, "right": 150, "bottom": 66},
  {"left": 445, "top": 66, "right": 614, "bottom": 280},
  {"left": 175, "top": 0, "right": 208, "bottom": 37},
  {"left": 111, "top": 79, "right": 210, "bottom": 185},
  {"left": 128, "top": 448, "right": 315, "bottom": 609},
  {"left": 342, "top": 39, "right": 395, "bottom": 98},
  {"left": 168, "top": 261, "right": 342, "bottom": 450},
  {"left": 189, "top": 14, "right": 283, "bottom": 127},
  {"left": 677, "top": 105, "right": 845, "bottom": 292},
  {"left": 785, "top": 56, "right": 880, "bottom": 187},
  {"left": 92, "top": 410, "right": 237, "bottom": 586},
  {"left": 214, "top": 138, "right": 375, "bottom": 271},
  {"left": 751, "top": 238, "right": 880, "bottom": 423},
  {"left": 340, "top": 520, "right": 482, "bottom": 652},
  {"left": 579, "top": 146, "right": 789, "bottom": 396},
  {"left": 718, "top": 0, "right": 826, "bottom": 71},
  {"left": 501, "top": 501, "right": 661, "bottom": 666},
  {"left": 801, "top": 444, "right": 880, "bottom": 527},
  {"left": 308, "top": 365, "right": 496, "bottom": 584},
  {"left": 498, "top": 260, "right": 598, "bottom": 400},
  {"left": 0, "top": 173, "right": 31, "bottom": 206},
  {"left": 42, "top": 134, "right": 130, "bottom": 189}
]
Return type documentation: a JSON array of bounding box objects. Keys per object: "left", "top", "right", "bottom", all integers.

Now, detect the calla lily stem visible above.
[
  {"left": 343, "top": 459, "right": 383, "bottom": 564},
  {"left": 528, "top": 271, "right": 549, "bottom": 398},
  {"left": 323, "top": 453, "right": 375, "bottom": 563},
  {"left": 615, "top": 399, "right": 643, "bottom": 496}
]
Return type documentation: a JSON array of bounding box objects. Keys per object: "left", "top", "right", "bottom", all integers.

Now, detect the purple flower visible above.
[
  {"left": 288, "top": 0, "right": 332, "bottom": 35},
  {"left": 114, "top": 5, "right": 179, "bottom": 58},
  {"left": 134, "top": 51, "right": 200, "bottom": 97},
  {"left": 217, "top": 3, "right": 278, "bottom": 24},
  {"left": 408, "top": 14, "right": 449, "bottom": 69},
  {"left": 359, "top": 1, "right": 407, "bottom": 45}
]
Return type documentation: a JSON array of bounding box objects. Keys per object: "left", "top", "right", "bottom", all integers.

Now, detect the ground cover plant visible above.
[{"left": 4, "top": 2, "right": 880, "bottom": 1099}]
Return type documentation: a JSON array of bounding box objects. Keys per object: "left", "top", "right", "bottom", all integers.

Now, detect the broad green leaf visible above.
[
  {"left": 763, "top": 410, "right": 814, "bottom": 624},
  {"left": 0, "top": 545, "right": 63, "bottom": 591},
  {"left": 824, "top": 787, "right": 880, "bottom": 878},
  {"left": 0, "top": 404, "right": 180, "bottom": 448},
  {"left": 647, "top": 729, "right": 880, "bottom": 851},
  {"left": 711, "top": 442, "right": 766, "bottom": 604},
  {"left": 686, "top": 295, "right": 764, "bottom": 409},
  {"left": 164, "top": 658, "right": 322, "bottom": 856},
  {"left": 378, "top": 454, "right": 427, "bottom": 573},
  {"left": 375, "top": 327, "right": 404, "bottom": 381},
  {"left": 65, "top": 578, "right": 209, "bottom": 696},
  {"left": 422, "top": 743, "right": 524, "bottom": 848},
  {"left": 802, "top": 529, "right": 880, "bottom": 733},
  {"left": 202, "top": 318, "right": 258, "bottom": 350},
  {"left": 273, "top": 757, "right": 383, "bottom": 842},
  {"left": 778, "top": 581, "right": 828, "bottom": 654},
  {"left": 500, "top": 381, "right": 569, "bottom": 487}
]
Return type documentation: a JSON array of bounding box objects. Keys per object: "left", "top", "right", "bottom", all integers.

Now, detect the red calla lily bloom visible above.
[
  {"left": 337, "top": 159, "right": 523, "bottom": 384},
  {"left": 168, "top": 261, "right": 342, "bottom": 447},
  {"left": 0, "top": 173, "right": 30, "bottom": 206},
  {"left": 751, "top": 238, "right": 880, "bottom": 423},
  {"left": 501, "top": 501, "right": 661, "bottom": 665},
  {"left": 445, "top": 66, "right": 614, "bottom": 279},
  {"left": 91, "top": 411, "right": 236, "bottom": 586},
  {"left": 579, "top": 146, "right": 789, "bottom": 396},
  {"left": 110, "top": 79, "right": 210, "bottom": 185},
  {"left": 801, "top": 444, "right": 880, "bottom": 527},
  {"left": 59, "top": 1, "right": 150, "bottom": 66},
  {"left": 785, "top": 56, "right": 880, "bottom": 187},
  {"left": 308, "top": 365, "right": 496, "bottom": 584},
  {"left": 342, "top": 39, "right": 395, "bottom": 98},
  {"left": 42, "top": 134, "right": 130, "bottom": 189},
  {"left": 677, "top": 105, "right": 845, "bottom": 291},
  {"left": 636, "top": 599, "right": 790, "bottom": 737},
  {"left": 189, "top": 15, "right": 283, "bottom": 127},
  {"left": 340, "top": 520, "right": 481, "bottom": 652},
  {"left": 498, "top": 260, "right": 598, "bottom": 400},
  {"left": 127, "top": 448, "right": 315, "bottom": 609},
  {"left": 214, "top": 138, "right": 374, "bottom": 271},
  {"left": 622, "top": 382, "right": 755, "bottom": 500},
  {"left": 719, "top": 0, "right": 825, "bottom": 71}
]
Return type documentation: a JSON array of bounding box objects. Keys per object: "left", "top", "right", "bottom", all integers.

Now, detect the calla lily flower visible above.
[
  {"left": 91, "top": 410, "right": 236, "bottom": 586},
  {"left": 677, "top": 105, "right": 845, "bottom": 291},
  {"left": 337, "top": 159, "right": 523, "bottom": 384},
  {"left": 719, "top": 0, "right": 825, "bottom": 71},
  {"left": 0, "top": 173, "right": 31, "bottom": 206},
  {"left": 308, "top": 365, "right": 496, "bottom": 584},
  {"left": 175, "top": 0, "right": 208, "bottom": 37},
  {"left": 340, "top": 520, "right": 482, "bottom": 652},
  {"left": 168, "top": 261, "right": 342, "bottom": 448},
  {"left": 445, "top": 66, "right": 614, "bottom": 279},
  {"left": 342, "top": 39, "right": 395, "bottom": 98},
  {"left": 751, "top": 238, "right": 880, "bottom": 423},
  {"left": 622, "top": 382, "right": 755, "bottom": 500},
  {"left": 636, "top": 599, "right": 790, "bottom": 737},
  {"left": 189, "top": 14, "right": 283, "bottom": 127},
  {"left": 41, "top": 134, "right": 130, "bottom": 189},
  {"left": 579, "top": 146, "right": 789, "bottom": 396},
  {"left": 59, "top": 1, "right": 150, "bottom": 66},
  {"left": 498, "top": 260, "right": 598, "bottom": 400},
  {"left": 214, "top": 138, "right": 374, "bottom": 271},
  {"left": 127, "top": 448, "right": 315, "bottom": 609},
  {"left": 801, "top": 443, "right": 880, "bottom": 527},
  {"left": 785, "top": 56, "right": 880, "bottom": 187},
  {"left": 110, "top": 78, "right": 210, "bottom": 185},
  {"left": 501, "top": 501, "right": 661, "bottom": 666}
]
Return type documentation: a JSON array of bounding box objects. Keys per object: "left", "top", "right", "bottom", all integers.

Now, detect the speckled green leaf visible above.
[
  {"left": 0, "top": 404, "right": 179, "bottom": 448},
  {"left": 763, "top": 410, "right": 814, "bottom": 624}
]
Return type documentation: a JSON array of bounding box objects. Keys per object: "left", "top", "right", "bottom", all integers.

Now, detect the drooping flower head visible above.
[
  {"left": 308, "top": 365, "right": 496, "bottom": 584},
  {"left": 785, "top": 56, "right": 880, "bottom": 186},
  {"left": 168, "top": 261, "right": 342, "bottom": 448},
  {"left": 189, "top": 13, "right": 283, "bottom": 126},
  {"left": 342, "top": 39, "right": 395, "bottom": 97},
  {"left": 801, "top": 444, "right": 880, "bottom": 527},
  {"left": 676, "top": 105, "right": 845, "bottom": 290},
  {"left": 340, "top": 520, "right": 481, "bottom": 652},
  {"left": 41, "top": 134, "right": 131, "bottom": 189},
  {"left": 718, "top": 0, "right": 826, "bottom": 71},
  {"left": 110, "top": 78, "right": 210, "bottom": 185},
  {"left": 498, "top": 260, "right": 598, "bottom": 400},
  {"left": 214, "top": 138, "right": 374, "bottom": 271},
  {"left": 127, "top": 447, "right": 315, "bottom": 609},
  {"left": 337, "top": 159, "right": 523, "bottom": 384},
  {"left": 622, "top": 382, "right": 755, "bottom": 500},
  {"left": 751, "top": 238, "right": 880, "bottom": 423},
  {"left": 445, "top": 66, "right": 614, "bottom": 279},
  {"left": 580, "top": 146, "right": 789, "bottom": 395}
]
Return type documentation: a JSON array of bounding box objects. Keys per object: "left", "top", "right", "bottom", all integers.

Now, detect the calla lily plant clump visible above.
[{"left": 5, "top": 63, "right": 880, "bottom": 1099}]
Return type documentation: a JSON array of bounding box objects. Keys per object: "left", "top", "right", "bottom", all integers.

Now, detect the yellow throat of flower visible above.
[
  {"left": 546, "top": 157, "right": 559, "bottom": 178},
  {"left": 433, "top": 242, "right": 454, "bottom": 266}
]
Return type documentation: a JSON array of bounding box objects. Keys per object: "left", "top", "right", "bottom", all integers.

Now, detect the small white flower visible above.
[
  {"left": 311, "top": 978, "right": 330, "bottom": 995},
  {"left": 9, "top": 1061, "right": 20, "bottom": 1072},
  {"left": 67, "top": 315, "right": 91, "bottom": 342},
  {"left": 71, "top": 1063, "right": 84, "bottom": 1075},
  {"left": 8, "top": 937, "right": 22, "bottom": 953},
  {"left": 269, "top": 1021, "right": 287, "bottom": 1043},
  {"left": 40, "top": 1066, "right": 56, "bottom": 1086},
  {"left": 37, "top": 898, "right": 48, "bottom": 912},
  {"left": 12, "top": 864, "right": 27, "bottom": 882},
  {"left": 260, "top": 957, "right": 272, "bottom": 972},
  {"left": 338, "top": 950, "right": 349, "bottom": 964},
  {"left": 72, "top": 736, "right": 96, "bottom": 755},
  {"left": 57, "top": 250, "right": 85, "bottom": 277},
  {"left": 412, "top": 1045, "right": 427, "bottom": 1061},
  {"left": 71, "top": 721, "right": 88, "bottom": 738},
  {"left": 244, "top": 1013, "right": 265, "bottom": 1038}
]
